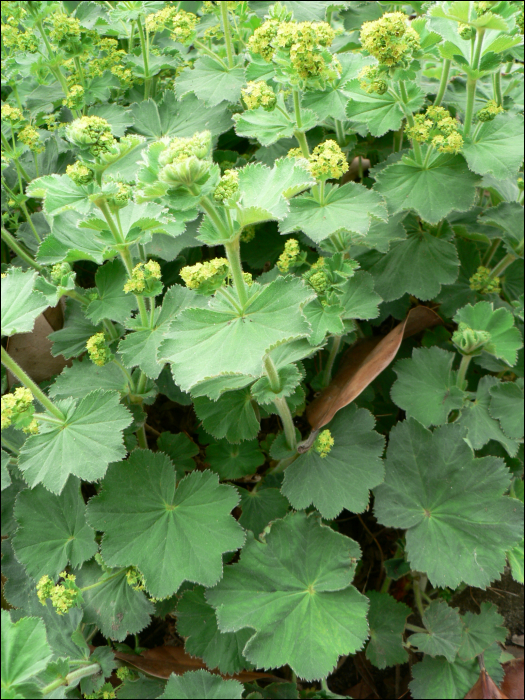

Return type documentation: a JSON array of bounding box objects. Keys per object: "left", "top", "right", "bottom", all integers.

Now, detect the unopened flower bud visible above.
[
  {"left": 66, "top": 161, "right": 94, "bottom": 185},
  {"left": 458, "top": 23, "right": 476, "bottom": 40},
  {"left": 452, "top": 322, "right": 492, "bottom": 355},
  {"left": 241, "top": 81, "right": 277, "bottom": 111},
  {"left": 476, "top": 100, "right": 504, "bottom": 122},
  {"left": 469, "top": 266, "right": 501, "bottom": 294},
  {"left": 86, "top": 332, "right": 112, "bottom": 366},
  {"left": 65, "top": 116, "right": 115, "bottom": 156},
  {"left": 213, "top": 169, "right": 239, "bottom": 203}
]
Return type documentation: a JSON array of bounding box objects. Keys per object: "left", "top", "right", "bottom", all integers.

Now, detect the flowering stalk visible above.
[
  {"left": 493, "top": 70, "right": 503, "bottom": 107},
  {"left": 220, "top": 1, "right": 235, "bottom": 69},
  {"left": 263, "top": 356, "right": 298, "bottom": 452},
  {"left": 434, "top": 58, "right": 451, "bottom": 107},
  {"left": 0, "top": 227, "right": 43, "bottom": 271},
  {"left": 1, "top": 346, "right": 65, "bottom": 420},
  {"left": 488, "top": 252, "right": 517, "bottom": 280},
  {"left": 136, "top": 15, "right": 151, "bottom": 99},
  {"left": 224, "top": 238, "right": 249, "bottom": 307},
  {"left": 293, "top": 90, "right": 310, "bottom": 157},
  {"left": 41, "top": 664, "right": 102, "bottom": 696},
  {"left": 457, "top": 354, "right": 473, "bottom": 389},
  {"left": 398, "top": 81, "right": 423, "bottom": 165},
  {"left": 323, "top": 335, "right": 342, "bottom": 387},
  {"left": 464, "top": 29, "right": 485, "bottom": 137}
]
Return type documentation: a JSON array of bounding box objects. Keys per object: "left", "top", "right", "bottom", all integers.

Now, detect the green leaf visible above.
[
  {"left": 118, "top": 285, "right": 207, "bottom": 379},
  {"left": 159, "top": 670, "right": 243, "bottom": 700},
  {"left": 85, "top": 259, "right": 136, "bottom": 325},
  {"left": 371, "top": 232, "right": 460, "bottom": 302},
  {"left": 206, "top": 511, "right": 369, "bottom": 681},
  {"left": 372, "top": 151, "right": 481, "bottom": 225},
  {"left": 459, "top": 376, "right": 520, "bottom": 456},
  {"left": 193, "top": 388, "right": 261, "bottom": 443},
  {"left": 37, "top": 210, "right": 111, "bottom": 266},
  {"left": 279, "top": 182, "right": 388, "bottom": 243},
  {"left": 233, "top": 107, "right": 296, "bottom": 146},
  {"left": 26, "top": 174, "right": 95, "bottom": 217},
  {"left": 373, "top": 420, "right": 524, "bottom": 588},
  {"left": 88, "top": 103, "right": 134, "bottom": 138},
  {"left": 458, "top": 603, "right": 507, "bottom": 661},
  {"left": 462, "top": 113, "right": 524, "bottom": 181},
  {"left": 281, "top": 405, "right": 385, "bottom": 519},
  {"left": 49, "top": 298, "right": 100, "bottom": 359},
  {"left": 176, "top": 587, "right": 254, "bottom": 675},
  {"left": 489, "top": 380, "right": 524, "bottom": 440},
  {"left": 238, "top": 487, "right": 290, "bottom": 536},
  {"left": 337, "top": 271, "right": 382, "bottom": 321},
  {"left": 19, "top": 390, "right": 133, "bottom": 494},
  {"left": 75, "top": 559, "right": 154, "bottom": 643},
  {"left": 79, "top": 202, "right": 169, "bottom": 246},
  {"left": 302, "top": 300, "right": 345, "bottom": 346},
  {"left": 409, "top": 600, "right": 463, "bottom": 663},
  {"left": 346, "top": 81, "right": 425, "bottom": 137},
  {"left": 365, "top": 592, "right": 410, "bottom": 669},
  {"left": 454, "top": 301, "right": 523, "bottom": 366},
  {"left": 478, "top": 202, "right": 524, "bottom": 257},
  {"left": 12, "top": 478, "right": 97, "bottom": 582},
  {"left": 130, "top": 91, "right": 232, "bottom": 140},
  {"left": 391, "top": 347, "right": 466, "bottom": 427},
  {"left": 1, "top": 610, "right": 52, "bottom": 699},
  {"left": 1, "top": 450, "right": 11, "bottom": 492},
  {"left": 362, "top": 212, "right": 407, "bottom": 253},
  {"left": 508, "top": 538, "right": 524, "bottom": 584},
  {"left": 156, "top": 432, "right": 199, "bottom": 481},
  {"left": 159, "top": 277, "right": 314, "bottom": 393},
  {"left": 86, "top": 450, "right": 245, "bottom": 599},
  {"left": 116, "top": 673, "right": 165, "bottom": 699},
  {"left": 1, "top": 268, "right": 48, "bottom": 338},
  {"left": 49, "top": 358, "right": 130, "bottom": 400},
  {"left": 206, "top": 439, "right": 265, "bottom": 480},
  {"left": 176, "top": 57, "right": 246, "bottom": 107}
]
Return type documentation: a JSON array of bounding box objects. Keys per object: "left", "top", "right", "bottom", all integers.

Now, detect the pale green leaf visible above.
[
  {"left": 176, "top": 587, "right": 254, "bottom": 675},
  {"left": 281, "top": 405, "right": 385, "bottom": 519},
  {"left": 508, "top": 539, "right": 524, "bottom": 584},
  {"left": 206, "top": 512, "right": 368, "bottom": 682},
  {"left": 86, "top": 450, "right": 245, "bottom": 599},
  {"left": 366, "top": 592, "right": 410, "bottom": 669},
  {"left": 37, "top": 210, "right": 110, "bottom": 266},
  {"left": 489, "top": 380, "right": 524, "bottom": 439},
  {"left": 1, "top": 611, "right": 53, "bottom": 697},
  {"left": 49, "top": 358, "right": 130, "bottom": 400},
  {"left": 373, "top": 420, "right": 524, "bottom": 588},
  {"left": 233, "top": 107, "right": 296, "bottom": 146},
  {"left": 337, "top": 271, "right": 382, "bottom": 321},
  {"left": 372, "top": 151, "right": 481, "bottom": 225},
  {"left": 346, "top": 81, "right": 425, "bottom": 137},
  {"left": 1, "top": 450, "right": 11, "bottom": 492},
  {"left": 18, "top": 390, "right": 133, "bottom": 494},
  {"left": 462, "top": 113, "right": 524, "bottom": 181},
  {"left": 156, "top": 432, "right": 199, "bottom": 481},
  {"left": 176, "top": 57, "right": 246, "bottom": 107},
  {"left": 193, "top": 388, "right": 261, "bottom": 443},
  {"left": 478, "top": 202, "right": 524, "bottom": 257},
  {"left": 238, "top": 487, "right": 290, "bottom": 536},
  {"left": 1, "top": 268, "right": 48, "bottom": 338},
  {"left": 251, "top": 364, "right": 303, "bottom": 404},
  {"left": 206, "top": 439, "right": 265, "bottom": 480},
  {"left": 409, "top": 600, "right": 463, "bottom": 663},
  {"left": 79, "top": 202, "right": 169, "bottom": 245},
  {"left": 26, "top": 174, "right": 95, "bottom": 217},
  {"left": 12, "top": 478, "right": 97, "bottom": 581},
  {"left": 362, "top": 212, "right": 407, "bottom": 253},
  {"left": 159, "top": 670, "right": 243, "bottom": 700},
  {"left": 454, "top": 301, "right": 523, "bottom": 366},
  {"left": 371, "top": 232, "right": 460, "bottom": 301},
  {"left": 49, "top": 299, "right": 100, "bottom": 360},
  {"left": 279, "top": 182, "right": 388, "bottom": 243},
  {"left": 458, "top": 603, "right": 507, "bottom": 661},
  {"left": 85, "top": 259, "right": 136, "bottom": 325},
  {"left": 302, "top": 300, "right": 345, "bottom": 346},
  {"left": 88, "top": 103, "right": 134, "bottom": 138},
  {"left": 391, "top": 347, "right": 466, "bottom": 427}
]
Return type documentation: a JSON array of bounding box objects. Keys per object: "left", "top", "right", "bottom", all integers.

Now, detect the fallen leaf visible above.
[
  {"left": 307, "top": 306, "right": 442, "bottom": 430},
  {"left": 465, "top": 658, "right": 523, "bottom": 699}
]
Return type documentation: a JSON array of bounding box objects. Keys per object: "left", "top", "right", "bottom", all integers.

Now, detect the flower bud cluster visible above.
[
  {"left": 406, "top": 106, "right": 463, "bottom": 153},
  {"left": 66, "top": 161, "right": 94, "bottom": 186},
  {"left": 476, "top": 100, "right": 504, "bottom": 122},
  {"left": 358, "top": 65, "right": 388, "bottom": 95},
  {"left": 1, "top": 387, "right": 36, "bottom": 433},
  {"left": 241, "top": 226, "right": 256, "bottom": 243},
  {"left": 51, "top": 262, "right": 74, "bottom": 284},
  {"left": 469, "top": 266, "right": 501, "bottom": 294},
  {"left": 277, "top": 238, "right": 302, "bottom": 272},
  {"left": 475, "top": 1, "right": 497, "bottom": 15},
  {"left": 126, "top": 567, "right": 146, "bottom": 591},
  {"left": 18, "top": 125, "right": 44, "bottom": 153},
  {"left": 360, "top": 12, "right": 420, "bottom": 68},
  {"left": 123, "top": 260, "right": 162, "bottom": 295},
  {"left": 452, "top": 322, "right": 492, "bottom": 355},
  {"left": 313, "top": 429, "right": 334, "bottom": 457},
  {"left": 145, "top": 7, "right": 197, "bottom": 44},
  {"left": 158, "top": 131, "right": 212, "bottom": 189},
  {"left": 180, "top": 258, "right": 230, "bottom": 293},
  {"left": 66, "top": 116, "right": 115, "bottom": 156},
  {"left": 1, "top": 104, "right": 23, "bottom": 123},
  {"left": 213, "top": 169, "right": 239, "bottom": 203},
  {"left": 85, "top": 683, "right": 116, "bottom": 699},
  {"left": 63, "top": 84, "right": 85, "bottom": 110},
  {"left": 108, "top": 181, "right": 133, "bottom": 209},
  {"left": 303, "top": 258, "right": 330, "bottom": 293},
  {"left": 241, "top": 81, "right": 277, "bottom": 111},
  {"left": 86, "top": 333, "right": 113, "bottom": 366},
  {"left": 1, "top": 17, "right": 39, "bottom": 53},
  {"left": 37, "top": 572, "right": 83, "bottom": 615},
  {"left": 307, "top": 140, "right": 349, "bottom": 180},
  {"left": 84, "top": 37, "right": 135, "bottom": 87},
  {"left": 49, "top": 14, "right": 81, "bottom": 44},
  {"left": 458, "top": 23, "right": 476, "bottom": 40}
]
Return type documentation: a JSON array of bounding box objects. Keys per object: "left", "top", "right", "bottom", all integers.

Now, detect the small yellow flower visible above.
[
  {"left": 86, "top": 333, "right": 112, "bottom": 367},
  {"left": 477, "top": 100, "right": 504, "bottom": 122},
  {"left": 469, "top": 266, "right": 501, "bottom": 294},
  {"left": 241, "top": 81, "right": 277, "bottom": 111},
  {"left": 307, "top": 140, "right": 349, "bottom": 180},
  {"left": 277, "top": 238, "right": 301, "bottom": 272},
  {"left": 313, "top": 429, "right": 334, "bottom": 457},
  {"left": 360, "top": 12, "right": 420, "bottom": 68},
  {"left": 180, "top": 258, "right": 230, "bottom": 291},
  {"left": 213, "top": 169, "right": 239, "bottom": 203}
]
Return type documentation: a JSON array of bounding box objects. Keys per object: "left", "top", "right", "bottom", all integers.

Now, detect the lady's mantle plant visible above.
[{"left": 1, "top": 1, "right": 524, "bottom": 699}]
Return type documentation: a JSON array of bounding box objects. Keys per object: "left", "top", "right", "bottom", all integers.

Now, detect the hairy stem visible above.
[
  {"left": 334, "top": 119, "right": 346, "bottom": 147},
  {"left": 457, "top": 354, "right": 473, "bottom": 389},
  {"left": 136, "top": 16, "right": 151, "bottom": 99},
  {"left": 412, "top": 576, "right": 426, "bottom": 619},
  {"left": 489, "top": 252, "right": 517, "bottom": 280},
  {"left": 434, "top": 58, "right": 451, "bottom": 106},
  {"left": 224, "top": 238, "right": 248, "bottom": 307},
  {"left": 1, "top": 346, "right": 65, "bottom": 420},
  {"left": 1, "top": 227, "right": 43, "bottom": 271},
  {"left": 493, "top": 70, "right": 503, "bottom": 107},
  {"left": 399, "top": 81, "right": 423, "bottom": 165},
  {"left": 220, "top": 1, "right": 235, "bottom": 68},
  {"left": 464, "top": 29, "right": 485, "bottom": 137},
  {"left": 323, "top": 335, "right": 342, "bottom": 387},
  {"left": 482, "top": 239, "right": 501, "bottom": 267},
  {"left": 263, "top": 355, "right": 282, "bottom": 392},
  {"left": 193, "top": 40, "right": 229, "bottom": 69},
  {"left": 274, "top": 396, "right": 298, "bottom": 452},
  {"left": 42, "top": 664, "right": 101, "bottom": 695}
]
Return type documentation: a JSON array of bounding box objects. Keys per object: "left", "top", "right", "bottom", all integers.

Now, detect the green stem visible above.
[
  {"left": 422, "top": 145, "right": 435, "bottom": 169},
  {"left": 323, "top": 335, "right": 342, "bottom": 387},
  {"left": 1, "top": 347, "right": 65, "bottom": 420},
  {"left": 136, "top": 424, "right": 148, "bottom": 449},
  {"left": 33, "top": 152, "right": 40, "bottom": 178},
  {"left": 112, "top": 358, "right": 134, "bottom": 388},
  {"left": 224, "top": 238, "right": 248, "bottom": 307},
  {"left": 294, "top": 130, "right": 310, "bottom": 158},
  {"left": 193, "top": 40, "right": 229, "bottom": 69},
  {"left": 434, "top": 58, "right": 451, "bottom": 106},
  {"left": 317, "top": 179, "right": 326, "bottom": 205},
  {"left": 73, "top": 56, "right": 86, "bottom": 88},
  {"left": 136, "top": 371, "right": 148, "bottom": 395},
  {"left": 1, "top": 227, "right": 43, "bottom": 271},
  {"left": 274, "top": 396, "right": 297, "bottom": 452},
  {"left": 405, "top": 622, "right": 428, "bottom": 634},
  {"left": 216, "top": 286, "right": 243, "bottom": 314},
  {"left": 489, "top": 252, "right": 517, "bottom": 280},
  {"left": 493, "top": 70, "right": 503, "bottom": 107},
  {"left": 199, "top": 195, "right": 229, "bottom": 238},
  {"left": 464, "top": 29, "right": 485, "bottom": 137},
  {"left": 393, "top": 125, "right": 404, "bottom": 152},
  {"left": 399, "top": 81, "right": 423, "bottom": 165},
  {"left": 457, "top": 354, "right": 473, "bottom": 389},
  {"left": 334, "top": 119, "right": 346, "bottom": 147},
  {"left": 412, "top": 576, "right": 426, "bottom": 619},
  {"left": 220, "top": 1, "right": 235, "bottom": 68},
  {"left": 1, "top": 437, "right": 20, "bottom": 454},
  {"left": 321, "top": 679, "right": 330, "bottom": 692},
  {"left": 41, "top": 663, "right": 101, "bottom": 695},
  {"left": 482, "top": 239, "right": 501, "bottom": 266},
  {"left": 102, "top": 319, "right": 119, "bottom": 341},
  {"left": 62, "top": 288, "right": 89, "bottom": 306},
  {"left": 293, "top": 89, "right": 303, "bottom": 129},
  {"left": 263, "top": 355, "right": 281, "bottom": 392},
  {"left": 136, "top": 16, "right": 150, "bottom": 99}
]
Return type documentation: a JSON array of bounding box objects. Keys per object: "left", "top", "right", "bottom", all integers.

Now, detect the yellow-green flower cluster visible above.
[
  {"left": 241, "top": 226, "right": 256, "bottom": 243},
  {"left": 406, "top": 106, "right": 463, "bottom": 154},
  {"left": 241, "top": 81, "right": 277, "bottom": 111},
  {"left": 475, "top": 1, "right": 497, "bottom": 15},
  {"left": 1, "top": 18, "right": 39, "bottom": 52},
  {"left": 243, "top": 272, "right": 254, "bottom": 286},
  {"left": 18, "top": 126, "right": 44, "bottom": 153},
  {"left": 85, "top": 682, "right": 116, "bottom": 699},
  {"left": 201, "top": 1, "right": 241, "bottom": 13},
  {"left": 63, "top": 84, "right": 85, "bottom": 110},
  {"left": 109, "top": 181, "right": 133, "bottom": 208},
  {"left": 458, "top": 23, "right": 476, "bottom": 40},
  {"left": 86, "top": 333, "right": 112, "bottom": 367},
  {"left": 277, "top": 238, "right": 301, "bottom": 272},
  {"left": 358, "top": 65, "right": 388, "bottom": 95},
  {"left": 49, "top": 14, "right": 82, "bottom": 43},
  {"left": 37, "top": 572, "right": 82, "bottom": 615},
  {"left": 1, "top": 387, "right": 33, "bottom": 430},
  {"left": 51, "top": 262, "right": 73, "bottom": 283},
  {"left": 180, "top": 258, "right": 229, "bottom": 291},
  {"left": 452, "top": 322, "right": 492, "bottom": 355},
  {"left": 145, "top": 7, "right": 197, "bottom": 44},
  {"left": 360, "top": 12, "right": 420, "bottom": 68},
  {"left": 469, "top": 266, "right": 501, "bottom": 294},
  {"left": 116, "top": 667, "right": 138, "bottom": 682},
  {"left": 158, "top": 131, "right": 212, "bottom": 188},
  {"left": 66, "top": 161, "right": 94, "bottom": 186},
  {"left": 304, "top": 258, "right": 330, "bottom": 293},
  {"left": 126, "top": 567, "right": 145, "bottom": 591},
  {"left": 313, "top": 429, "right": 334, "bottom": 457},
  {"left": 307, "top": 140, "right": 349, "bottom": 180},
  {"left": 159, "top": 131, "right": 212, "bottom": 166},
  {"left": 66, "top": 116, "right": 115, "bottom": 156},
  {"left": 477, "top": 100, "right": 504, "bottom": 122},
  {"left": 248, "top": 19, "right": 280, "bottom": 61},
  {"left": 214, "top": 169, "right": 239, "bottom": 203},
  {"left": 123, "top": 260, "right": 162, "bottom": 294},
  {"left": 1, "top": 104, "right": 23, "bottom": 123},
  {"left": 82, "top": 38, "right": 134, "bottom": 87}
]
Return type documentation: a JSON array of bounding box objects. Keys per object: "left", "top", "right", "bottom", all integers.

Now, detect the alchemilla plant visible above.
[{"left": 1, "top": 1, "right": 524, "bottom": 698}]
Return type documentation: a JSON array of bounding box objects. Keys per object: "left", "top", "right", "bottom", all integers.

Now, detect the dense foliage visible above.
[{"left": 1, "top": 1, "right": 524, "bottom": 699}]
